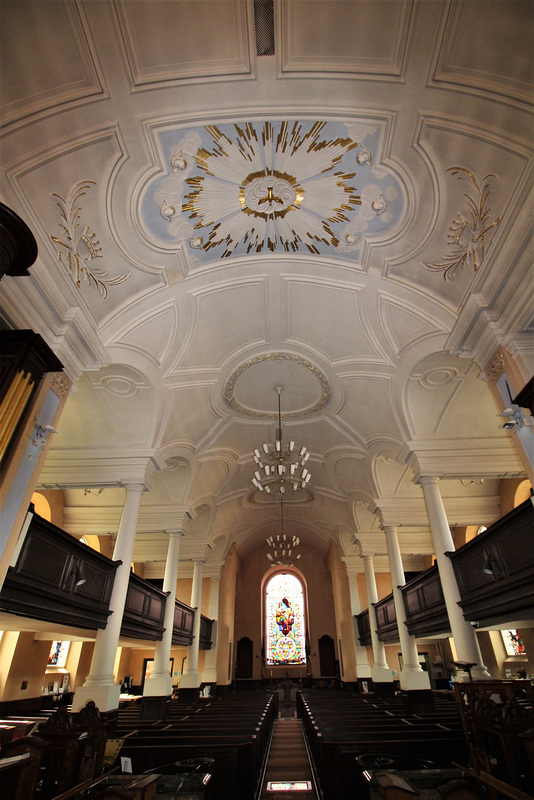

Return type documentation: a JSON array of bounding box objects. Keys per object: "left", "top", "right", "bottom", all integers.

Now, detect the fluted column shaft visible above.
[{"left": 420, "top": 476, "right": 491, "bottom": 680}]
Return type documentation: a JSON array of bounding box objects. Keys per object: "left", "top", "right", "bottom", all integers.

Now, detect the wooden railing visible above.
[
  {"left": 373, "top": 593, "right": 398, "bottom": 642},
  {"left": 448, "top": 497, "right": 534, "bottom": 625},
  {"left": 401, "top": 563, "right": 449, "bottom": 637},
  {"left": 0, "top": 510, "right": 213, "bottom": 648},
  {"left": 0, "top": 511, "right": 117, "bottom": 629}
]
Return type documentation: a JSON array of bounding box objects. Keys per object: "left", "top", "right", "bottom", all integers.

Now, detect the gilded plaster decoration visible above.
[
  {"left": 424, "top": 167, "right": 500, "bottom": 282},
  {"left": 50, "top": 181, "right": 131, "bottom": 298},
  {"left": 148, "top": 120, "right": 403, "bottom": 260},
  {"left": 224, "top": 353, "right": 330, "bottom": 417},
  {"left": 50, "top": 373, "right": 70, "bottom": 397},
  {"left": 486, "top": 352, "right": 506, "bottom": 382}
]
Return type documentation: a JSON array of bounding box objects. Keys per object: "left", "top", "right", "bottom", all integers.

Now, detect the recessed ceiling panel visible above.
[
  {"left": 116, "top": 0, "right": 252, "bottom": 86},
  {"left": 279, "top": 0, "right": 412, "bottom": 78},
  {"left": 1, "top": 0, "right": 103, "bottom": 127}
]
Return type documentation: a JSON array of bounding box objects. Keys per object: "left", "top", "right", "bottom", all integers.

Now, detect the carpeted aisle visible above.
[{"left": 260, "top": 717, "right": 319, "bottom": 799}]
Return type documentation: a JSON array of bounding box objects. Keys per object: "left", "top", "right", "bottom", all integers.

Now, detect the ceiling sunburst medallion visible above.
[
  {"left": 184, "top": 122, "right": 359, "bottom": 256},
  {"left": 147, "top": 120, "right": 402, "bottom": 259}
]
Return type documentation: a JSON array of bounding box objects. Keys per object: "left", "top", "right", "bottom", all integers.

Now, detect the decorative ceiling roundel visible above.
[
  {"left": 143, "top": 120, "right": 402, "bottom": 260},
  {"left": 224, "top": 352, "right": 330, "bottom": 418}
]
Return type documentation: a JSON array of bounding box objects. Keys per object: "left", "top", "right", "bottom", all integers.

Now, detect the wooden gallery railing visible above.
[
  {"left": 0, "top": 509, "right": 213, "bottom": 645},
  {"left": 355, "top": 499, "right": 533, "bottom": 646}
]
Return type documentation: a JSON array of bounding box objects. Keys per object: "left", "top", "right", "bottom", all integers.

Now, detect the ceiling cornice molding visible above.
[
  {"left": 400, "top": 437, "right": 525, "bottom": 481},
  {"left": 38, "top": 448, "right": 166, "bottom": 489},
  {"left": 63, "top": 502, "right": 194, "bottom": 535},
  {"left": 372, "top": 494, "right": 501, "bottom": 527}
]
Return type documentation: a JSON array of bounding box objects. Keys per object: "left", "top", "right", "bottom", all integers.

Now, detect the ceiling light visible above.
[
  {"left": 266, "top": 494, "right": 301, "bottom": 566},
  {"left": 251, "top": 386, "right": 311, "bottom": 496}
]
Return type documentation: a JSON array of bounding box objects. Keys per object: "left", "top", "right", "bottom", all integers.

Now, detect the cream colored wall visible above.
[
  {"left": 1, "top": 632, "right": 51, "bottom": 702},
  {"left": 124, "top": 646, "right": 207, "bottom": 687},
  {"left": 326, "top": 542, "right": 357, "bottom": 682},
  {"left": 234, "top": 542, "right": 337, "bottom": 681}
]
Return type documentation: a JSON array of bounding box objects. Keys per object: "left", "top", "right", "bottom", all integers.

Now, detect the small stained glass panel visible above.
[{"left": 502, "top": 629, "right": 525, "bottom": 656}]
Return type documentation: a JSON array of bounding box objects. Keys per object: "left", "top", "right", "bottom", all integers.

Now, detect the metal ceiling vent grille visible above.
[{"left": 254, "top": 0, "right": 275, "bottom": 56}]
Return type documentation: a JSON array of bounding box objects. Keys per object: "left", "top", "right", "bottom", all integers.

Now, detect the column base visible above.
[
  {"left": 399, "top": 669, "right": 431, "bottom": 691},
  {"left": 72, "top": 682, "right": 121, "bottom": 713},
  {"left": 202, "top": 668, "right": 217, "bottom": 683},
  {"left": 371, "top": 666, "right": 394, "bottom": 683},
  {"left": 180, "top": 670, "right": 201, "bottom": 690},
  {"left": 143, "top": 674, "right": 173, "bottom": 697}
]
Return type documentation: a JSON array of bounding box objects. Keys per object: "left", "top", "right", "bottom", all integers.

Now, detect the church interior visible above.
[{"left": 0, "top": 1, "right": 533, "bottom": 798}]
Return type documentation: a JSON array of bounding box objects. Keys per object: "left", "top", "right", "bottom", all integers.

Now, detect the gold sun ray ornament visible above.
[
  {"left": 50, "top": 180, "right": 131, "bottom": 298},
  {"left": 424, "top": 167, "right": 500, "bottom": 282},
  {"left": 181, "top": 121, "right": 361, "bottom": 256}
]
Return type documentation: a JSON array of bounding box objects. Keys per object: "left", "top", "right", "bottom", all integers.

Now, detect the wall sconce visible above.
[{"left": 70, "top": 563, "right": 86, "bottom": 588}]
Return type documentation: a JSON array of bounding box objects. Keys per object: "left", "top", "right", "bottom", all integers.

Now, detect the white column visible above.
[
  {"left": 201, "top": 574, "right": 220, "bottom": 685},
  {"left": 180, "top": 558, "right": 205, "bottom": 689},
  {"left": 362, "top": 555, "right": 393, "bottom": 683},
  {"left": 383, "top": 525, "right": 430, "bottom": 691},
  {"left": 73, "top": 483, "right": 145, "bottom": 711},
  {"left": 420, "top": 476, "right": 491, "bottom": 680},
  {"left": 345, "top": 566, "right": 372, "bottom": 679},
  {"left": 143, "top": 530, "right": 184, "bottom": 697}
]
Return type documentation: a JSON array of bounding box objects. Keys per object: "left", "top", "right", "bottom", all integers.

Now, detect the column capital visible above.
[
  {"left": 418, "top": 475, "right": 440, "bottom": 487},
  {"left": 191, "top": 558, "right": 206, "bottom": 566},
  {"left": 381, "top": 523, "right": 400, "bottom": 534},
  {"left": 400, "top": 438, "right": 523, "bottom": 482},
  {"left": 166, "top": 529, "right": 185, "bottom": 539}
]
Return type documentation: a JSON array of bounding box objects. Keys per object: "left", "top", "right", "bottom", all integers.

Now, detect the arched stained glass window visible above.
[{"left": 265, "top": 573, "right": 306, "bottom": 665}]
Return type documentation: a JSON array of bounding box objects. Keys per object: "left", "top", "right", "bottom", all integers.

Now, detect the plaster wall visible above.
[{"left": 234, "top": 543, "right": 337, "bottom": 681}]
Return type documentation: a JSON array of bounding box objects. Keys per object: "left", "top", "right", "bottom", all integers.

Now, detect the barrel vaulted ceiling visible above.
[{"left": 1, "top": 0, "right": 532, "bottom": 577}]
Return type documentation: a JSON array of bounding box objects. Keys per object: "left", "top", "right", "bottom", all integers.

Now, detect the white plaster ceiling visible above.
[{"left": 1, "top": 0, "right": 532, "bottom": 575}]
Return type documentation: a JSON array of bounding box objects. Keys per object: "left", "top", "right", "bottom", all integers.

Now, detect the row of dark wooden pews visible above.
[
  {"left": 297, "top": 689, "right": 469, "bottom": 800},
  {"left": 116, "top": 690, "right": 278, "bottom": 800}
]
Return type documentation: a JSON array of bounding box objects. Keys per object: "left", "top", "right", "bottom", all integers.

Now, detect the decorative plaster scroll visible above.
[
  {"left": 50, "top": 181, "right": 131, "bottom": 298},
  {"left": 424, "top": 167, "right": 500, "bottom": 281}
]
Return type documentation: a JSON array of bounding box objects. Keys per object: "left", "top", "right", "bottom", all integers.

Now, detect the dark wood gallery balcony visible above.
[
  {"left": 0, "top": 510, "right": 212, "bottom": 647},
  {"left": 448, "top": 497, "right": 534, "bottom": 626}
]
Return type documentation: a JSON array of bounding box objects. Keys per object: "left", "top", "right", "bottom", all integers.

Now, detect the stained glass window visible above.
[
  {"left": 266, "top": 573, "right": 306, "bottom": 665},
  {"left": 47, "top": 641, "right": 70, "bottom": 668},
  {"left": 502, "top": 629, "right": 525, "bottom": 656}
]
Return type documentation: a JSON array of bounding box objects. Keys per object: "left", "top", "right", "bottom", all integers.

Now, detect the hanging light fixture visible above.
[
  {"left": 251, "top": 386, "right": 311, "bottom": 495},
  {"left": 266, "top": 494, "right": 301, "bottom": 565}
]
